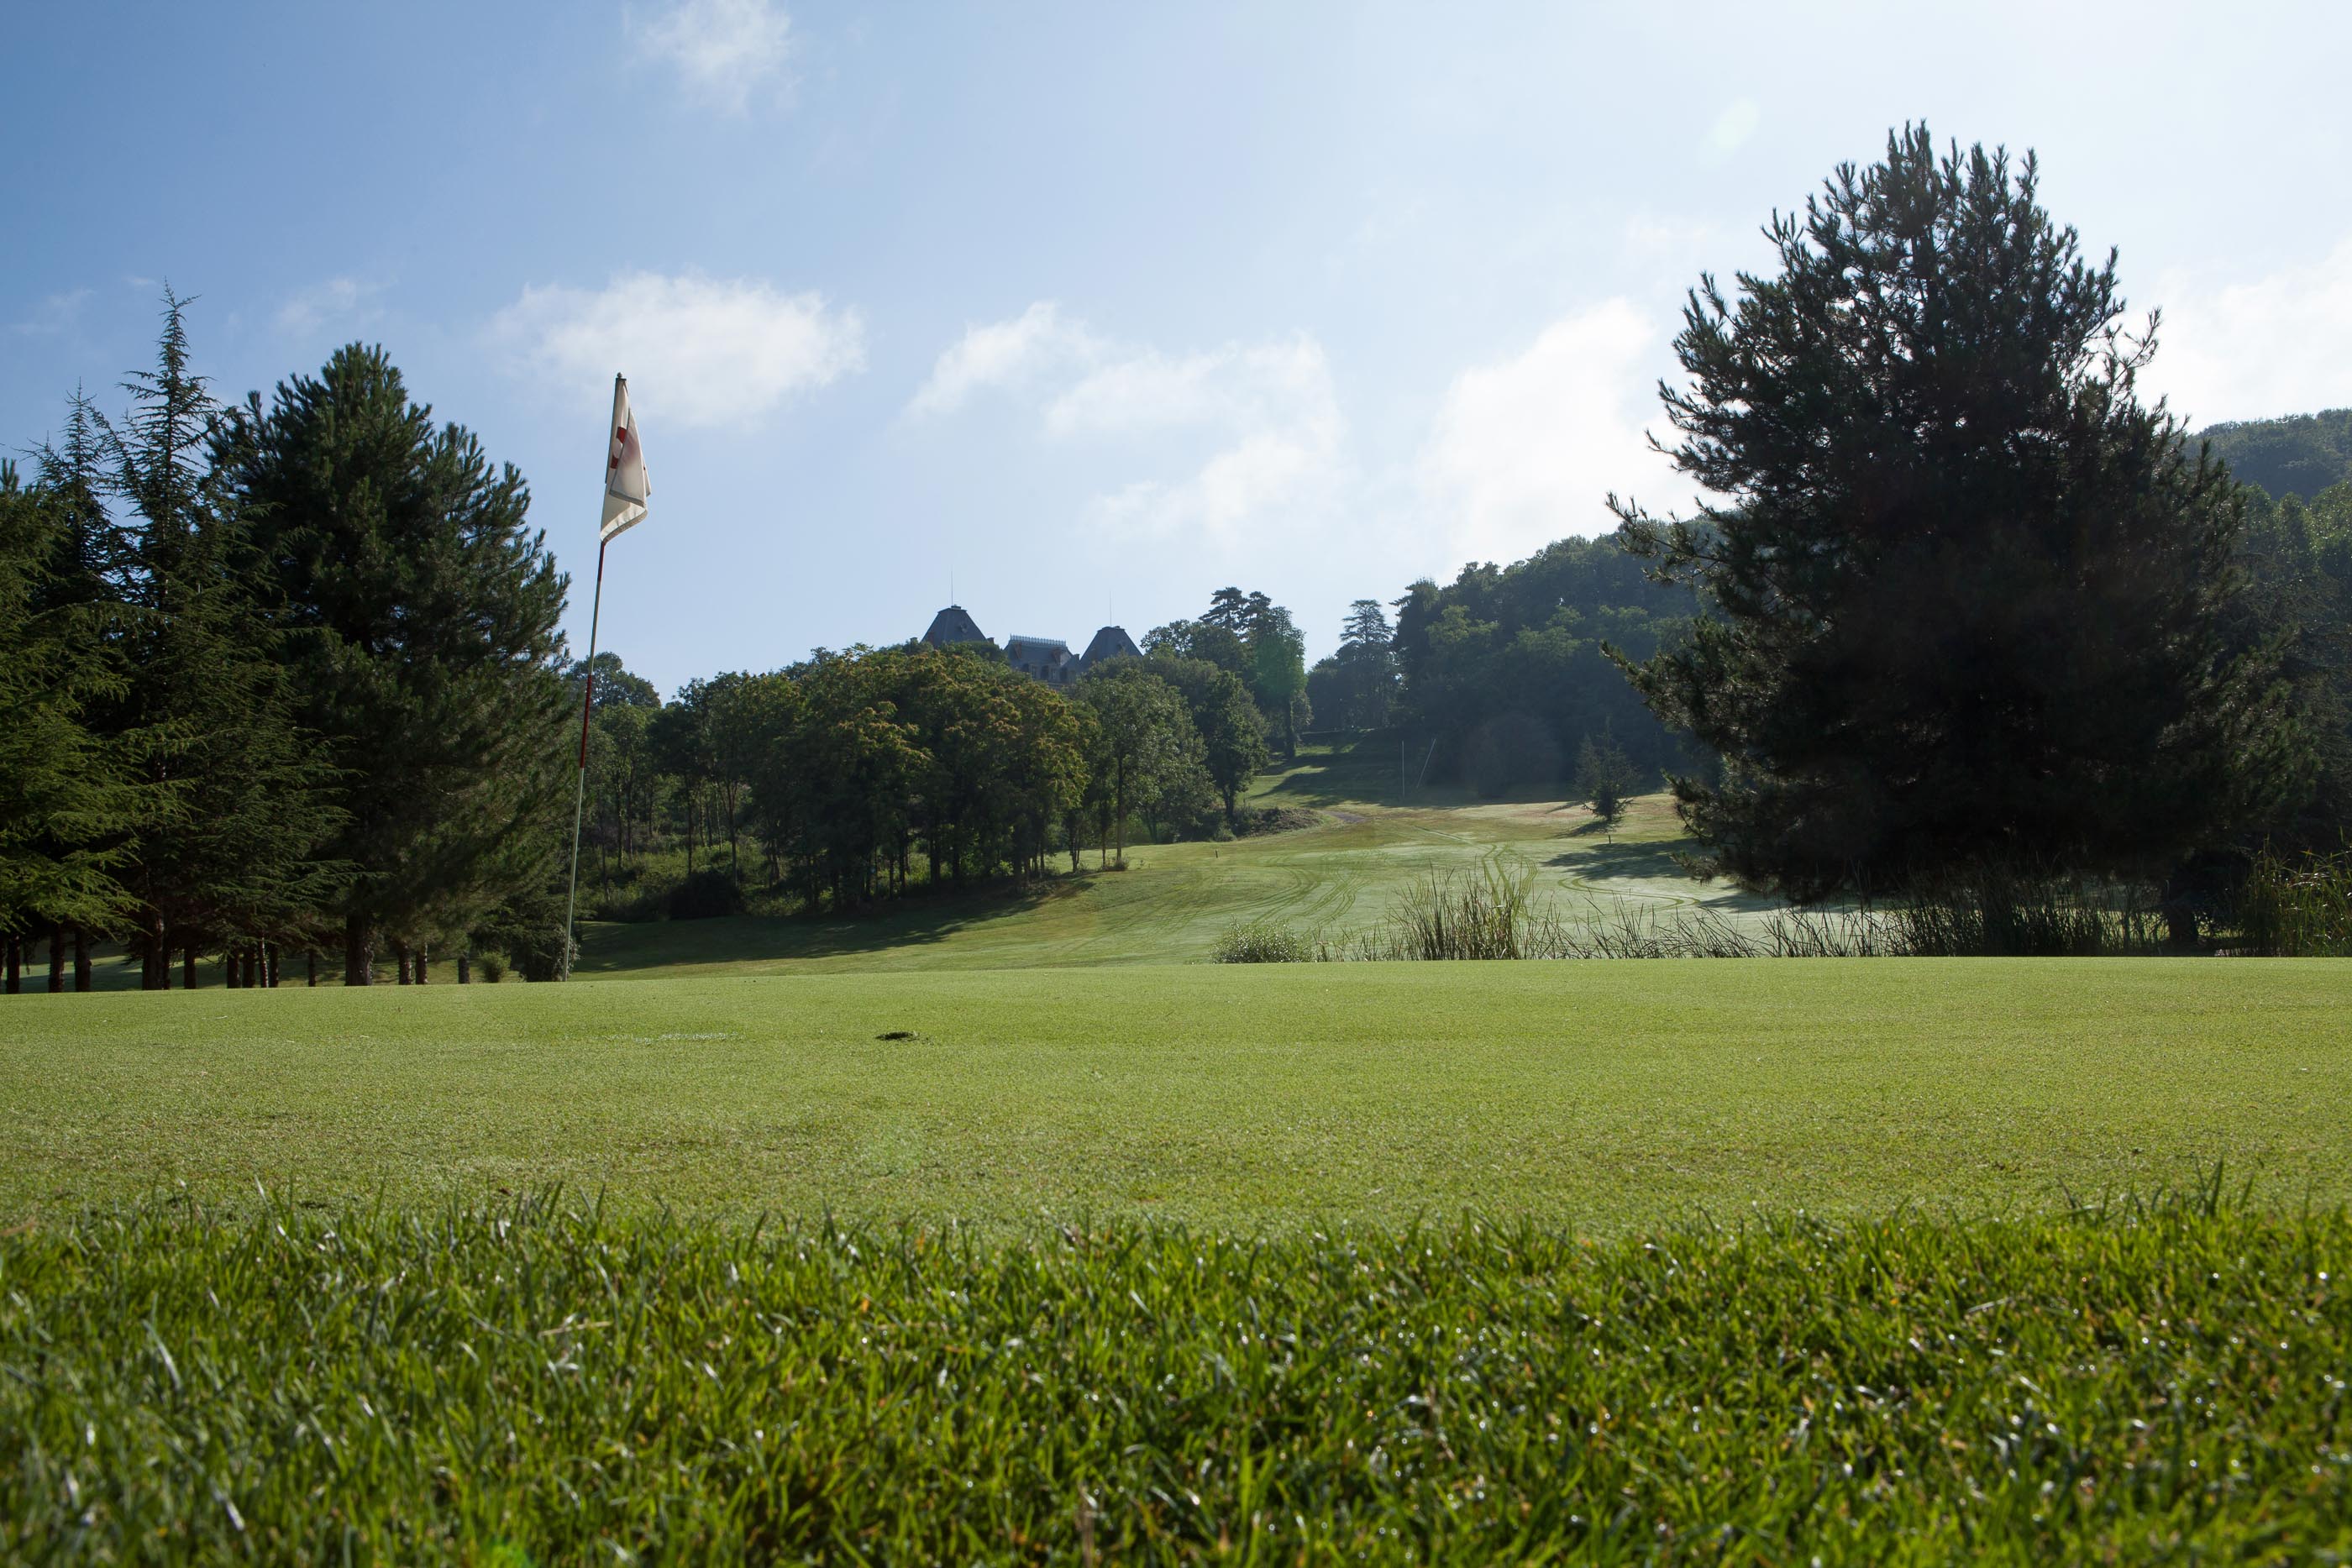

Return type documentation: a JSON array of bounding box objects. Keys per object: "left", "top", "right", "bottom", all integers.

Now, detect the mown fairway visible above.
[
  {"left": 4, "top": 959, "right": 2346, "bottom": 1227},
  {"left": 573, "top": 776, "right": 1777, "bottom": 979}
]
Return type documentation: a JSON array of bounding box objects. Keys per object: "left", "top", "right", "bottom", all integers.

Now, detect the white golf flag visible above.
[{"left": 600, "top": 375, "right": 650, "bottom": 543}]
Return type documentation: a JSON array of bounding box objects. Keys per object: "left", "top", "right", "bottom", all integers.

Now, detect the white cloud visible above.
[
  {"left": 10, "top": 287, "right": 92, "bottom": 336},
  {"left": 633, "top": 0, "right": 795, "bottom": 113},
  {"left": 1082, "top": 340, "right": 1346, "bottom": 538},
  {"left": 1418, "top": 298, "right": 1662, "bottom": 566},
  {"left": 2142, "top": 235, "right": 2352, "bottom": 427},
  {"left": 912, "top": 306, "right": 1348, "bottom": 541},
  {"left": 276, "top": 276, "right": 384, "bottom": 337},
  {"left": 1704, "top": 97, "right": 1760, "bottom": 160},
  {"left": 1047, "top": 338, "right": 1332, "bottom": 439},
  {"left": 490, "top": 270, "right": 864, "bottom": 428},
  {"left": 909, "top": 302, "right": 1095, "bottom": 415}
]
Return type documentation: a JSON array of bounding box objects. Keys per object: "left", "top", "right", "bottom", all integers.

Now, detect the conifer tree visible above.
[
  {"left": 0, "top": 466, "right": 148, "bottom": 953},
  {"left": 97, "top": 293, "right": 343, "bottom": 986},
  {"left": 1611, "top": 128, "right": 2301, "bottom": 898},
  {"left": 212, "top": 343, "right": 570, "bottom": 982}
]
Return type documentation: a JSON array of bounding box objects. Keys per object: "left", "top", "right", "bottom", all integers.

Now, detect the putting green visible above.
[{"left": 3, "top": 957, "right": 2344, "bottom": 1228}]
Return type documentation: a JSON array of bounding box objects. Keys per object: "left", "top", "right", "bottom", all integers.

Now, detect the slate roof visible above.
[{"left": 921, "top": 605, "right": 988, "bottom": 645}]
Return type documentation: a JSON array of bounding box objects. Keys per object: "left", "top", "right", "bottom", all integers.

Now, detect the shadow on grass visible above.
[
  {"left": 1546, "top": 841, "right": 1690, "bottom": 880},
  {"left": 574, "top": 873, "right": 1104, "bottom": 973}
]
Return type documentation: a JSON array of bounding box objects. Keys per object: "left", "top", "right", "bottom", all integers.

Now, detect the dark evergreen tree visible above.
[
  {"left": 97, "top": 293, "right": 342, "bottom": 986},
  {"left": 212, "top": 343, "right": 570, "bottom": 983},
  {"left": 2232, "top": 482, "right": 2352, "bottom": 853},
  {"left": 1572, "top": 727, "right": 1640, "bottom": 831},
  {"left": 1386, "top": 540, "right": 1693, "bottom": 788},
  {"left": 1611, "top": 128, "right": 2302, "bottom": 898},
  {"left": 0, "top": 465, "right": 149, "bottom": 953},
  {"left": 1310, "top": 598, "right": 1401, "bottom": 731}
]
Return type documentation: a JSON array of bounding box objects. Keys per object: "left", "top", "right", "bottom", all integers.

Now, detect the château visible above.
[{"left": 919, "top": 606, "right": 1141, "bottom": 687}]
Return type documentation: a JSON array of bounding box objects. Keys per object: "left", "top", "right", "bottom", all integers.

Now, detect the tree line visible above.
[
  {"left": 9, "top": 127, "right": 2349, "bottom": 973},
  {"left": 2, "top": 296, "right": 570, "bottom": 990},
  {"left": 571, "top": 590, "right": 1306, "bottom": 920}
]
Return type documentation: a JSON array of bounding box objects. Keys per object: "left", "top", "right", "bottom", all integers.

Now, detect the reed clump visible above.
[
  {"left": 1242, "top": 853, "right": 2173, "bottom": 962},
  {"left": 2234, "top": 843, "right": 2352, "bottom": 956}
]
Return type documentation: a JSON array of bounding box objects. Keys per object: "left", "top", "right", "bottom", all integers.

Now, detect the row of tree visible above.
[
  {"left": 1, "top": 296, "right": 570, "bottom": 989},
  {"left": 9, "top": 127, "right": 2346, "bottom": 975},
  {"left": 571, "top": 594, "right": 1294, "bottom": 919}
]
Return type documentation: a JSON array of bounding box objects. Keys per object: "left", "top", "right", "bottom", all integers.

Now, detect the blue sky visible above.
[{"left": 8, "top": 1, "right": 2349, "bottom": 695}]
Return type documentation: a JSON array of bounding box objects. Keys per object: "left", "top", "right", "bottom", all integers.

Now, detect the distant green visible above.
[
  {"left": 3, "top": 1193, "right": 2343, "bottom": 1562},
  {"left": 3, "top": 959, "right": 2346, "bottom": 1227}
]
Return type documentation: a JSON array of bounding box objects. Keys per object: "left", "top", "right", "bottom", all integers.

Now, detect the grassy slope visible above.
[
  {"left": 4, "top": 960, "right": 2345, "bottom": 1228},
  {"left": 575, "top": 747, "right": 1774, "bottom": 978}
]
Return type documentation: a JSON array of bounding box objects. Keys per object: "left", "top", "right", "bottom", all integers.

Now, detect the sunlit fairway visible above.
[
  {"left": 4, "top": 958, "right": 2346, "bottom": 1227},
  {"left": 574, "top": 749, "right": 1780, "bottom": 978}
]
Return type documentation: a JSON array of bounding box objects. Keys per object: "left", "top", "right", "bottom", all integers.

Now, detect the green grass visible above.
[
  {"left": 571, "top": 781, "right": 1761, "bottom": 979},
  {"left": 8, "top": 742, "right": 2347, "bottom": 1555},
  {"left": 4, "top": 961, "right": 2347, "bottom": 1228},
  {"left": 3, "top": 1191, "right": 2344, "bottom": 1562}
]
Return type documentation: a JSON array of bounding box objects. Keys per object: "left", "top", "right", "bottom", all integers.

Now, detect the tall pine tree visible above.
[
  {"left": 97, "top": 292, "right": 343, "bottom": 987},
  {"left": 1611, "top": 128, "right": 2301, "bottom": 899},
  {"left": 212, "top": 344, "right": 570, "bottom": 983},
  {"left": 0, "top": 464, "right": 149, "bottom": 959}
]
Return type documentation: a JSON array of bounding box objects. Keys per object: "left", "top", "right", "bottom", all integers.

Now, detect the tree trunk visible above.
[
  {"left": 3, "top": 934, "right": 18, "bottom": 994},
  {"left": 414, "top": 947, "right": 429, "bottom": 984},
  {"left": 182, "top": 947, "right": 197, "bottom": 989},
  {"left": 396, "top": 944, "right": 412, "bottom": 984},
  {"left": 727, "top": 788, "right": 740, "bottom": 885},
  {"left": 74, "top": 926, "right": 91, "bottom": 992},
  {"left": 265, "top": 943, "right": 280, "bottom": 988},
  {"left": 459, "top": 952, "right": 471, "bottom": 984},
  {"left": 344, "top": 914, "right": 373, "bottom": 986},
  {"left": 306, "top": 950, "right": 318, "bottom": 988},
  {"left": 48, "top": 924, "right": 65, "bottom": 993}
]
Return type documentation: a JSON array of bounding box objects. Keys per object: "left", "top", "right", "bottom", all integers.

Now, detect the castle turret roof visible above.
[{"left": 921, "top": 605, "right": 987, "bottom": 646}]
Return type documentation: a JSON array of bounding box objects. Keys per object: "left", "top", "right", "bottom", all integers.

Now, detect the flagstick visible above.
[{"left": 560, "top": 538, "right": 609, "bottom": 979}]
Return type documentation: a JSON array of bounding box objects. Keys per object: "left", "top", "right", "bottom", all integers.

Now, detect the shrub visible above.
[
  {"left": 667, "top": 868, "right": 744, "bottom": 921},
  {"left": 476, "top": 952, "right": 507, "bottom": 983},
  {"left": 1212, "top": 921, "right": 1315, "bottom": 962}
]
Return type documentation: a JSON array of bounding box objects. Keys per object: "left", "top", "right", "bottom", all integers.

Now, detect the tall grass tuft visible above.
[
  {"left": 1234, "top": 858, "right": 2172, "bottom": 962},
  {"left": 2236, "top": 843, "right": 2352, "bottom": 955},
  {"left": 1382, "top": 852, "right": 1549, "bottom": 959},
  {"left": 1211, "top": 920, "right": 1320, "bottom": 962},
  {"left": 1, "top": 1189, "right": 2343, "bottom": 1560},
  {"left": 1884, "top": 868, "right": 2164, "bottom": 957}
]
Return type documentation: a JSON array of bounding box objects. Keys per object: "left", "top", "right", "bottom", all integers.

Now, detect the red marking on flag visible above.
[{"left": 609, "top": 456, "right": 620, "bottom": 469}]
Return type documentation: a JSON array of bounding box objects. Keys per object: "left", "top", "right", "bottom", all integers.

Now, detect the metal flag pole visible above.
[
  {"left": 560, "top": 538, "right": 608, "bottom": 979},
  {"left": 559, "top": 371, "right": 648, "bottom": 980}
]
